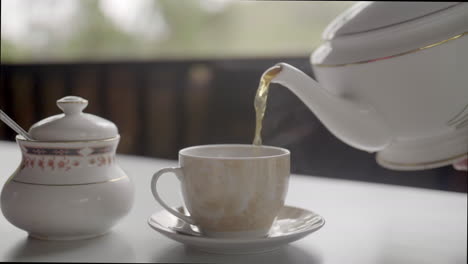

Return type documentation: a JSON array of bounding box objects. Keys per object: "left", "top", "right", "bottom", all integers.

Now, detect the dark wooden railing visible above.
[
  {"left": 0, "top": 57, "right": 310, "bottom": 156},
  {"left": 1, "top": 58, "right": 466, "bottom": 193}
]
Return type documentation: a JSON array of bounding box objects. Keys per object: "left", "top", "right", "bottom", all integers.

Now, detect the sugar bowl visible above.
[{"left": 1, "top": 96, "right": 134, "bottom": 240}]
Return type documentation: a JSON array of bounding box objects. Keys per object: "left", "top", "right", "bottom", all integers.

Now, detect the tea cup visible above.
[{"left": 151, "top": 144, "right": 290, "bottom": 239}]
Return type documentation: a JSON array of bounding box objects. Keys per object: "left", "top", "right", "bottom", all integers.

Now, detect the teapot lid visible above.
[
  {"left": 29, "top": 96, "right": 118, "bottom": 141},
  {"left": 312, "top": 2, "right": 467, "bottom": 66},
  {"left": 323, "top": 2, "right": 460, "bottom": 40}
]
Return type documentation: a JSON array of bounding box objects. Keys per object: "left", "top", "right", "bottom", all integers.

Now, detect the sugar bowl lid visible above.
[{"left": 29, "top": 96, "right": 118, "bottom": 141}]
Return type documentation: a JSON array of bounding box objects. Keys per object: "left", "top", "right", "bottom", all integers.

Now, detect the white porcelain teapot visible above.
[
  {"left": 1, "top": 96, "right": 134, "bottom": 240},
  {"left": 269, "top": 2, "right": 468, "bottom": 170}
]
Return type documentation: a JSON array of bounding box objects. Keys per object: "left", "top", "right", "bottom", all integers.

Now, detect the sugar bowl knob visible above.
[{"left": 57, "top": 96, "right": 88, "bottom": 115}]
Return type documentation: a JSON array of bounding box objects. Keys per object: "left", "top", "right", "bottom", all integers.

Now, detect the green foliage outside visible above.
[{"left": 1, "top": 0, "right": 355, "bottom": 63}]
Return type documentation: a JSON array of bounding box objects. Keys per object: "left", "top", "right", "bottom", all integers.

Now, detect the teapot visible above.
[
  {"left": 1, "top": 96, "right": 134, "bottom": 240},
  {"left": 269, "top": 2, "right": 468, "bottom": 170}
]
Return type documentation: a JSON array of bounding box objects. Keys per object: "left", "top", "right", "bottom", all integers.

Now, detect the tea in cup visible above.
[{"left": 151, "top": 144, "right": 290, "bottom": 239}]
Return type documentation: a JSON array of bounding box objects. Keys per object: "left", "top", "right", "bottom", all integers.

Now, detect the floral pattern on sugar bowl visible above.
[
  {"left": 13, "top": 135, "right": 122, "bottom": 184},
  {"left": 19, "top": 144, "right": 116, "bottom": 172}
]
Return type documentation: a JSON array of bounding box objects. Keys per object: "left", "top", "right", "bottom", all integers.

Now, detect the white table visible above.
[{"left": 0, "top": 141, "right": 466, "bottom": 263}]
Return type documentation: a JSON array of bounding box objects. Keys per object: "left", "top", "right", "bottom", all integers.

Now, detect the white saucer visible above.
[{"left": 147, "top": 205, "right": 325, "bottom": 254}]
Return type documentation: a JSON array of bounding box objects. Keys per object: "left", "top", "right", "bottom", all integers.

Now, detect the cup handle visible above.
[{"left": 151, "top": 167, "right": 195, "bottom": 225}]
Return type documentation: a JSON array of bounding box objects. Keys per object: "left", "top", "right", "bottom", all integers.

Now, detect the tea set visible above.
[
  {"left": 0, "top": 96, "right": 324, "bottom": 254},
  {"left": 1, "top": 1, "right": 467, "bottom": 255}
]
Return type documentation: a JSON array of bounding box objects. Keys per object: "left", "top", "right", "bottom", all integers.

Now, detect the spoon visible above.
[{"left": 0, "top": 109, "right": 34, "bottom": 140}]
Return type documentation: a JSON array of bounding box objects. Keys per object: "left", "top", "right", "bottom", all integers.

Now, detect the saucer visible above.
[{"left": 147, "top": 205, "right": 325, "bottom": 254}]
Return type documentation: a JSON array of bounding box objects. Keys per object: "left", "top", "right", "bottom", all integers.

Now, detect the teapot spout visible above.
[{"left": 271, "top": 63, "right": 393, "bottom": 153}]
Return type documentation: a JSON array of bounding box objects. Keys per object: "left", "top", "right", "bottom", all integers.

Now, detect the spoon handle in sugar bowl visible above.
[{"left": 0, "top": 109, "right": 34, "bottom": 140}]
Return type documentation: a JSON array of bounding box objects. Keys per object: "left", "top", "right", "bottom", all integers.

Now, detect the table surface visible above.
[{"left": 0, "top": 141, "right": 466, "bottom": 263}]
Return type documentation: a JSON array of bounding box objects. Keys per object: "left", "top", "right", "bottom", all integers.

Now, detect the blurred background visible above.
[
  {"left": 1, "top": 0, "right": 353, "bottom": 62},
  {"left": 1, "top": 0, "right": 466, "bottom": 192}
]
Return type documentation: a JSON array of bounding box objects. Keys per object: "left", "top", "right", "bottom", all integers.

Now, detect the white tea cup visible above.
[{"left": 151, "top": 144, "right": 290, "bottom": 239}]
